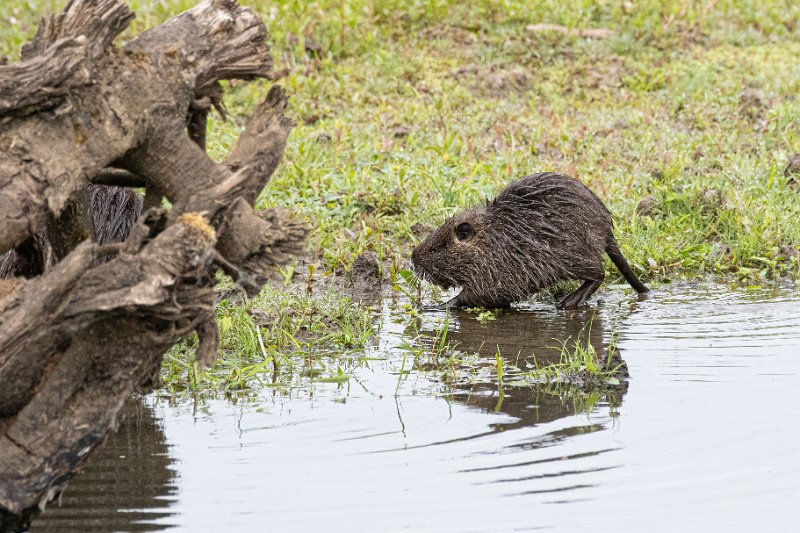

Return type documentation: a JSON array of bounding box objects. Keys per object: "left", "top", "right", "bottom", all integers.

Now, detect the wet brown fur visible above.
[{"left": 411, "top": 172, "right": 649, "bottom": 309}]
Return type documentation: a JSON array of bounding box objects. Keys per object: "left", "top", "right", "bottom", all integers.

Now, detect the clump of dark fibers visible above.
[
  {"left": 0, "top": 185, "right": 142, "bottom": 278},
  {"left": 87, "top": 184, "right": 143, "bottom": 244},
  {"left": 412, "top": 172, "right": 649, "bottom": 309}
]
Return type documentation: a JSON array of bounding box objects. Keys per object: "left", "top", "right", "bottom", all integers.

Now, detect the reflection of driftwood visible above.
[
  {"left": 31, "top": 400, "right": 177, "bottom": 532},
  {"left": 0, "top": 0, "right": 306, "bottom": 526}
]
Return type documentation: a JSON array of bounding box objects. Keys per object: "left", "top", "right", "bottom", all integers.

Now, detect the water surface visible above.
[{"left": 31, "top": 283, "right": 800, "bottom": 532}]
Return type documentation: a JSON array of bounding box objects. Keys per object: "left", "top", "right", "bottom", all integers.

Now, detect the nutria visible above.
[
  {"left": 0, "top": 185, "right": 142, "bottom": 278},
  {"left": 411, "top": 172, "right": 649, "bottom": 309}
]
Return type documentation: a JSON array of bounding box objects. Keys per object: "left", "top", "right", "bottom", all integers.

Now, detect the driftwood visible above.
[{"left": 0, "top": 0, "right": 306, "bottom": 527}]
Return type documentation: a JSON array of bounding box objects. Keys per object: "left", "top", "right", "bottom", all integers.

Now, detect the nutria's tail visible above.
[{"left": 606, "top": 238, "right": 649, "bottom": 294}]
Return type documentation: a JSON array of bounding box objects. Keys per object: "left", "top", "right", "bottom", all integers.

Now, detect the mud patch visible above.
[
  {"left": 635, "top": 195, "right": 656, "bottom": 217},
  {"left": 342, "top": 250, "right": 383, "bottom": 304},
  {"left": 526, "top": 23, "right": 614, "bottom": 40},
  {"left": 568, "top": 56, "right": 626, "bottom": 91},
  {"left": 784, "top": 153, "right": 800, "bottom": 189},
  {"left": 419, "top": 24, "right": 478, "bottom": 45},
  {"left": 411, "top": 222, "right": 435, "bottom": 239},
  {"left": 738, "top": 88, "right": 773, "bottom": 121},
  {"left": 448, "top": 64, "right": 530, "bottom": 97},
  {"left": 287, "top": 33, "right": 323, "bottom": 57},
  {"left": 779, "top": 244, "right": 797, "bottom": 262}
]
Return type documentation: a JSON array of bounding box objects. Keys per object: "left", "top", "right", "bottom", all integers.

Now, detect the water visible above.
[{"left": 30, "top": 283, "right": 800, "bottom": 532}]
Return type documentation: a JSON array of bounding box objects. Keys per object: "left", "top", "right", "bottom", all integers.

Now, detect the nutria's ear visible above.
[{"left": 455, "top": 222, "right": 474, "bottom": 242}]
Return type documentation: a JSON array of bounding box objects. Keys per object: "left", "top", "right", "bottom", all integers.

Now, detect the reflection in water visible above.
[
  {"left": 417, "top": 302, "right": 626, "bottom": 431},
  {"left": 426, "top": 305, "right": 607, "bottom": 362},
  {"left": 31, "top": 399, "right": 177, "bottom": 533},
  {"left": 21, "top": 283, "right": 800, "bottom": 532}
]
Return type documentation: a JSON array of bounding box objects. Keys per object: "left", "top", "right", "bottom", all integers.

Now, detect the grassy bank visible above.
[
  {"left": 3, "top": 0, "right": 799, "bottom": 392},
  {"left": 3, "top": 0, "right": 798, "bottom": 281}
]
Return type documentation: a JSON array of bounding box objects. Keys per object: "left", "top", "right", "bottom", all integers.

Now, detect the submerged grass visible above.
[
  {"left": 395, "top": 310, "right": 626, "bottom": 418},
  {"left": 161, "top": 282, "right": 373, "bottom": 395},
  {"left": 523, "top": 331, "right": 627, "bottom": 388},
  {"left": 409, "top": 313, "right": 625, "bottom": 391},
  {"left": 2, "top": 1, "right": 799, "bottom": 393}
]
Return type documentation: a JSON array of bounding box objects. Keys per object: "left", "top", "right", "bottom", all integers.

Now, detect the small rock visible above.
[
  {"left": 612, "top": 119, "right": 630, "bottom": 130},
  {"left": 605, "top": 346, "right": 629, "bottom": 378},
  {"left": 351, "top": 251, "right": 381, "bottom": 283},
  {"left": 708, "top": 242, "right": 730, "bottom": 261},
  {"left": 738, "top": 88, "right": 768, "bottom": 120},
  {"left": 635, "top": 195, "right": 656, "bottom": 217},
  {"left": 418, "top": 24, "right": 477, "bottom": 44},
  {"left": 411, "top": 223, "right": 435, "bottom": 238},
  {"left": 390, "top": 123, "right": 412, "bottom": 139},
  {"left": 287, "top": 33, "right": 323, "bottom": 57},
  {"left": 784, "top": 153, "right": 800, "bottom": 189},
  {"left": 701, "top": 189, "right": 723, "bottom": 208},
  {"left": 779, "top": 244, "right": 797, "bottom": 261}
]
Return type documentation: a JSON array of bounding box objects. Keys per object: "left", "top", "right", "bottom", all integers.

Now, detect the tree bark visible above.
[{"left": 0, "top": 0, "right": 305, "bottom": 525}]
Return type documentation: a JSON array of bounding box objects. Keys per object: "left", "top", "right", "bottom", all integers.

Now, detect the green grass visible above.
[
  {"left": 160, "top": 280, "right": 373, "bottom": 395},
  {"left": 2, "top": 0, "right": 799, "bottom": 392},
  {"left": 3, "top": 0, "right": 797, "bottom": 281}
]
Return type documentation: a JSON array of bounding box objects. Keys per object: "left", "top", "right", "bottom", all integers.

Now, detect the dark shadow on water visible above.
[
  {"left": 438, "top": 306, "right": 607, "bottom": 363},
  {"left": 416, "top": 304, "right": 627, "bottom": 435},
  {"left": 29, "top": 399, "right": 176, "bottom": 533}
]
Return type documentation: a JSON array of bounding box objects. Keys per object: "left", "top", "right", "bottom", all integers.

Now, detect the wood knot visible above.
[{"left": 177, "top": 213, "right": 216, "bottom": 243}]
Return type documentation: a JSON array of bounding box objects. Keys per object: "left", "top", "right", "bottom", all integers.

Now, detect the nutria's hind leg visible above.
[
  {"left": 442, "top": 289, "right": 510, "bottom": 309},
  {"left": 557, "top": 279, "right": 602, "bottom": 309}
]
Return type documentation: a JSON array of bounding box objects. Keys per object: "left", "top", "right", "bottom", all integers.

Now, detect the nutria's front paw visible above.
[
  {"left": 420, "top": 293, "right": 464, "bottom": 311},
  {"left": 421, "top": 302, "right": 449, "bottom": 311},
  {"left": 636, "top": 290, "right": 653, "bottom": 301}
]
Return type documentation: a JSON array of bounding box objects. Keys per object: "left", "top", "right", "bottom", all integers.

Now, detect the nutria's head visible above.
[{"left": 411, "top": 208, "right": 489, "bottom": 291}]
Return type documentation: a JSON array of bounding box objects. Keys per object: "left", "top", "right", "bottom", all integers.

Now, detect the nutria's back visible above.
[{"left": 412, "top": 172, "right": 647, "bottom": 308}]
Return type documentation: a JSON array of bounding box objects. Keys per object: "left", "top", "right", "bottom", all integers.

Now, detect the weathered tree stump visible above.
[{"left": 0, "top": 0, "right": 306, "bottom": 528}]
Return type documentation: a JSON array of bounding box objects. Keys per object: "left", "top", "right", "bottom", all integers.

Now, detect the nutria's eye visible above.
[{"left": 455, "top": 222, "right": 474, "bottom": 242}]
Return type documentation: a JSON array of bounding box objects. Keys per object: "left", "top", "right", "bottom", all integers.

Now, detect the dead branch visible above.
[{"left": 0, "top": 0, "right": 307, "bottom": 525}]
